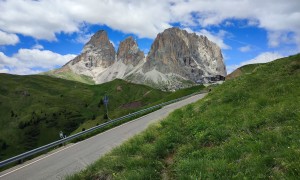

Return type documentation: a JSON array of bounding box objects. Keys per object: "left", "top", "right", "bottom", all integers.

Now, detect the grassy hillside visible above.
[
  {"left": 226, "top": 63, "right": 263, "bottom": 80},
  {"left": 69, "top": 54, "right": 300, "bottom": 179},
  {"left": 43, "top": 70, "right": 95, "bottom": 85},
  {"left": 0, "top": 74, "right": 204, "bottom": 162}
]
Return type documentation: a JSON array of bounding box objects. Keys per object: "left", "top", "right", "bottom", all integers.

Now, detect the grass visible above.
[
  {"left": 0, "top": 74, "right": 204, "bottom": 167},
  {"left": 226, "top": 63, "right": 263, "bottom": 80},
  {"left": 43, "top": 70, "right": 95, "bottom": 85},
  {"left": 68, "top": 54, "right": 300, "bottom": 179}
]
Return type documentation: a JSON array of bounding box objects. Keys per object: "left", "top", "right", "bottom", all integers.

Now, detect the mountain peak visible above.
[
  {"left": 143, "top": 27, "right": 226, "bottom": 80},
  {"left": 117, "top": 36, "right": 144, "bottom": 66},
  {"left": 57, "top": 27, "right": 226, "bottom": 90},
  {"left": 83, "top": 30, "right": 113, "bottom": 52}
]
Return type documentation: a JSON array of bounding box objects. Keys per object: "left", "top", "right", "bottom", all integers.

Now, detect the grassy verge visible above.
[{"left": 68, "top": 54, "right": 300, "bottom": 179}]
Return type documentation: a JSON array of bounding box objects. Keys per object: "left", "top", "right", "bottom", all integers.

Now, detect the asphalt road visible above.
[{"left": 0, "top": 93, "right": 207, "bottom": 180}]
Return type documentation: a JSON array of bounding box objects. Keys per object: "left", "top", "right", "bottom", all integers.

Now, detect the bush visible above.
[{"left": 0, "top": 139, "right": 8, "bottom": 150}]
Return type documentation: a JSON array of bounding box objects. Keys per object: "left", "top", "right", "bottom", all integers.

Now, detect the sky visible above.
[{"left": 0, "top": 0, "right": 299, "bottom": 75}]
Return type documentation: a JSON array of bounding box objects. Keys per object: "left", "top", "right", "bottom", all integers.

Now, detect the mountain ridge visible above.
[{"left": 49, "top": 27, "right": 226, "bottom": 90}]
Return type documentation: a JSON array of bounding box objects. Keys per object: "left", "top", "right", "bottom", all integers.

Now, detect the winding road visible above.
[{"left": 0, "top": 93, "right": 206, "bottom": 180}]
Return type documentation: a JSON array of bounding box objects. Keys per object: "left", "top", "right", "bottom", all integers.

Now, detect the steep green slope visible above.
[
  {"left": 226, "top": 63, "right": 263, "bottom": 80},
  {"left": 43, "top": 70, "right": 95, "bottom": 85},
  {"left": 69, "top": 54, "right": 300, "bottom": 179},
  {"left": 0, "top": 75, "right": 167, "bottom": 161}
]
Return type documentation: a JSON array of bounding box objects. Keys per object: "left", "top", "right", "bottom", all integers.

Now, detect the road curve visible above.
[{"left": 0, "top": 93, "right": 207, "bottom": 180}]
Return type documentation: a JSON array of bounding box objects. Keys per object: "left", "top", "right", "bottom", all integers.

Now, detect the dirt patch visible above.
[
  {"left": 116, "top": 85, "right": 122, "bottom": 91},
  {"left": 226, "top": 68, "right": 242, "bottom": 80},
  {"left": 121, "top": 101, "right": 143, "bottom": 109},
  {"left": 161, "top": 153, "right": 175, "bottom": 180}
]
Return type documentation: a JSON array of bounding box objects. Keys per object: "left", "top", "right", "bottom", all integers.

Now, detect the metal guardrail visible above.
[{"left": 0, "top": 91, "right": 206, "bottom": 168}]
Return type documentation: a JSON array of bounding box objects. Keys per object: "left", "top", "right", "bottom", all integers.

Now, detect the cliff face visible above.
[
  {"left": 143, "top": 27, "right": 226, "bottom": 79},
  {"left": 126, "top": 27, "right": 226, "bottom": 89},
  {"left": 80, "top": 30, "right": 115, "bottom": 68},
  {"left": 63, "top": 30, "right": 116, "bottom": 78},
  {"left": 54, "top": 28, "right": 227, "bottom": 90},
  {"left": 117, "top": 36, "right": 144, "bottom": 66}
]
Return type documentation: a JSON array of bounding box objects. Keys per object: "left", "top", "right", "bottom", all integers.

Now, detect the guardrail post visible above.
[{"left": 18, "top": 159, "right": 23, "bottom": 164}]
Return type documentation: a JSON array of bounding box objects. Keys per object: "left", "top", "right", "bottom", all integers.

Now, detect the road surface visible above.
[{"left": 0, "top": 93, "right": 207, "bottom": 180}]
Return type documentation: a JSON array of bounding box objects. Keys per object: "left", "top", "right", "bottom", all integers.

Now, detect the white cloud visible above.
[
  {"left": 74, "top": 25, "right": 93, "bottom": 44},
  {"left": 171, "top": 0, "right": 300, "bottom": 48},
  {"left": 110, "top": 40, "right": 116, "bottom": 48},
  {"left": 239, "top": 45, "right": 251, "bottom": 52},
  {"left": 32, "top": 44, "right": 44, "bottom": 50},
  {"left": 0, "top": 0, "right": 298, "bottom": 49},
  {"left": 0, "top": 49, "right": 76, "bottom": 75},
  {"left": 75, "top": 33, "right": 93, "bottom": 44},
  {"left": 0, "top": 68, "right": 9, "bottom": 74},
  {"left": 0, "top": 0, "right": 171, "bottom": 40},
  {"left": 226, "top": 52, "right": 283, "bottom": 73},
  {"left": 240, "top": 52, "right": 283, "bottom": 65},
  {"left": 224, "top": 21, "right": 234, "bottom": 27},
  {"left": 0, "top": 30, "right": 19, "bottom": 45}
]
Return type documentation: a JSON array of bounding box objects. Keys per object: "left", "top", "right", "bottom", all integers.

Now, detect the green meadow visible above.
[{"left": 69, "top": 54, "right": 300, "bottom": 179}]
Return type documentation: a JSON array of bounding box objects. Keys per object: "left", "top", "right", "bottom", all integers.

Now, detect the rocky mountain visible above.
[
  {"left": 50, "top": 27, "right": 226, "bottom": 90},
  {"left": 129, "top": 27, "right": 226, "bottom": 89},
  {"left": 117, "top": 36, "right": 144, "bottom": 66},
  {"left": 63, "top": 30, "right": 115, "bottom": 77}
]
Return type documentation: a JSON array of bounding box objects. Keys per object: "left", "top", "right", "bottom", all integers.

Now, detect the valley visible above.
[{"left": 0, "top": 74, "right": 204, "bottom": 164}]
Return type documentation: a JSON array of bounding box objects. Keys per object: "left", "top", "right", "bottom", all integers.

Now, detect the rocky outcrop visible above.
[
  {"left": 80, "top": 30, "right": 115, "bottom": 68},
  {"left": 126, "top": 27, "right": 226, "bottom": 89},
  {"left": 117, "top": 37, "right": 144, "bottom": 66},
  {"left": 54, "top": 28, "right": 227, "bottom": 90},
  {"left": 143, "top": 27, "right": 226, "bottom": 80},
  {"left": 65, "top": 30, "right": 116, "bottom": 78}
]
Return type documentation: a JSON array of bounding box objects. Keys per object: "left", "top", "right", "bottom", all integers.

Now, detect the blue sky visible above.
[{"left": 0, "top": 0, "right": 299, "bottom": 75}]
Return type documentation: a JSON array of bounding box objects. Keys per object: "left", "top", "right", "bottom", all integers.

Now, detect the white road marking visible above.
[
  {"left": 0, "top": 143, "right": 77, "bottom": 178},
  {"left": 0, "top": 111, "right": 150, "bottom": 178},
  {"left": 0, "top": 93, "right": 206, "bottom": 178}
]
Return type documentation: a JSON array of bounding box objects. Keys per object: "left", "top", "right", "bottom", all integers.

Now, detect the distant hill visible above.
[
  {"left": 69, "top": 54, "right": 300, "bottom": 179},
  {"left": 0, "top": 74, "right": 204, "bottom": 161}
]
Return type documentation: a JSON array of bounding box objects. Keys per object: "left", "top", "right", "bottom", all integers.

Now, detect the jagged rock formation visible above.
[
  {"left": 145, "top": 28, "right": 226, "bottom": 77},
  {"left": 52, "top": 27, "right": 227, "bottom": 90},
  {"left": 63, "top": 30, "right": 116, "bottom": 79},
  {"left": 91, "top": 36, "right": 145, "bottom": 84},
  {"left": 127, "top": 27, "right": 226, "bottom": 89},
  {"left": 117, "top": 36, "right": 144, "bottom": 66}
]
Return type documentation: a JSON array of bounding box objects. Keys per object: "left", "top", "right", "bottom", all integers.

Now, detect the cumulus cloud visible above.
[
  {"left": 226, "top": 52, "right": 283, "bottom": 73},
  {"left": 0, "top": 0, "right": 299, "bottom": 48},
  {"left": 0, "top": 49, "right": 76, "bottom": 75},
  {"left": 32, "top": 44, "right": 44, "bottom": 50},
  {"left": 0, "top": 0, "right": 170, "bottom": 40},
  {"left": 75, "top": 33, "right": 93, "bottom": 44},
  {"left": 170, "top": 0, "right": 300, "bottom": 48},
  {"left": 0, "top": 30, "right": 19, "bottom": 45}
]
